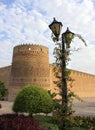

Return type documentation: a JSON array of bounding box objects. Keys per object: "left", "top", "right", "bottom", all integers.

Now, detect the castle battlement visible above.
[
  {"left": 13, "top": 44, "right": 48, "bottom": 55},
  {"left": 0, "top": 44, "right": 95, "bottom": 101}
]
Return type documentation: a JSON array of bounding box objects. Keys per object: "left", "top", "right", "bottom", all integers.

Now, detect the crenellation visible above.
[
  {"left": 13, "top": 44, "right": 48, "bottom": 56},
  {"left": 0, "top": 44, "right": 95, "bottom": 101}
]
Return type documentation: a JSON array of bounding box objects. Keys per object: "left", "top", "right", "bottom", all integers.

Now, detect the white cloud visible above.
[
  {"left": 0, "top": 0, "right": 95, "bottom": 75},
  {"left": 69, "top": 42, "right": 95, "bottom": 74}
]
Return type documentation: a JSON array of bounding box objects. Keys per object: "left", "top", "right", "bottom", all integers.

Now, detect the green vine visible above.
[
  {"left": 51, "top": 33, "right": 86, "bottom": 130},
  {"left": 75, "top": 34, "right": 87, "bottom": 46}
]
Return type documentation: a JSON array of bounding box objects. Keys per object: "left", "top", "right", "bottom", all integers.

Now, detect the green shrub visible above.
[
  {"left": 40, "top": 122, "right": 59, "bottom": 130},
  {"left": 12, "top": 85, "right": 54, "bottom": 115},
  {"left": 67, "top": 127, "right": 86, "bottom": 130},
  {"left": 35, "top": 115, "right": 57, "bottom": 124},
  {"left": 0, "top": 81, "right": 8, "bottom": 100},
  {"left": 34, "top": 115, "right": 59, "bottom": 130}
]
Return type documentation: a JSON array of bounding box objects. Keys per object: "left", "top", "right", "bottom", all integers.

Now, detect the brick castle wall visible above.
[
  {"left": 0, "top": 66, "right": 11, "bottom": 89},
  {"left": 50, "top": 65, "right": 95, "bottom": 98},
  {"left": 0, "top": 44, "right": 95, "bottom": 101}
]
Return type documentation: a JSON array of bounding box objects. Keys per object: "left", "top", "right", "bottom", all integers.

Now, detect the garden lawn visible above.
[
  {"left": 68, "top": 127, "right": 86, "bottom": 130},
  {"left": 34, "top": 115, "right": 87, "bottom": 130}
]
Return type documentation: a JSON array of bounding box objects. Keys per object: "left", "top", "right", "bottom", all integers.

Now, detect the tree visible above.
[
  {"left": 12, "top": 85, "right": 54, "bottom": 116},
  {"left": 0, "top": 81, "right": 8, "bottom": 100}
]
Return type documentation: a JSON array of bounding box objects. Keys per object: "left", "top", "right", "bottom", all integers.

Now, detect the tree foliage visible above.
[
  {"left": 0, "top": 81, "right": 8, "bottom": 100},
  {"left": 12, "top": 85, "right": 54, "bottom": 116}
]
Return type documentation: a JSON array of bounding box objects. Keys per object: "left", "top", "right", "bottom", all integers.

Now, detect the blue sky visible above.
[{"left": 0, "top": 0, "right": 95, "bottom": 74}]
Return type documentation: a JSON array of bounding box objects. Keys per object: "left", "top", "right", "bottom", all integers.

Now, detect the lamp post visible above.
[{"left": 49, "top": 18, "right": 74, "bottom": 130}]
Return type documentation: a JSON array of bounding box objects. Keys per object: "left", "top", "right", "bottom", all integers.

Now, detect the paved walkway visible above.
[
  {"left": 0, "top": 97, "right": 95, "bottom": 116},
  {"left": 73, "top": 97, "right": 95, "bottom": 116},
  {"left": 0, "top": 101, "right": 13, "bottom": 115}
]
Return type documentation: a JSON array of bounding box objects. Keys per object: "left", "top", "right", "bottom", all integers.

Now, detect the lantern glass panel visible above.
[{"left": 49, "top": 18, "right": 62, "bottom": 39}]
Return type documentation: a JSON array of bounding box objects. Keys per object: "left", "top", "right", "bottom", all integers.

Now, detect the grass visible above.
[
  {"left": 34, "top": 115, "right": 59, "bottom": 130},
  {"left": 34, "top": 115, "right": 87, "bottom": 130},
  {"left": 67, "top": 127, "right": 86, "bottom": 130}
]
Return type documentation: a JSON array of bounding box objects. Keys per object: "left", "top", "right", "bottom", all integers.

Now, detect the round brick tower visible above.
[{"left": 10, "top": 44, "right": 50, "bottom": 90}]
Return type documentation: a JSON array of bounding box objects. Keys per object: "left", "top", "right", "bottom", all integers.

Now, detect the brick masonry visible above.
[{"left": 0, "top": 44, "right": 95, "bottom": 101}]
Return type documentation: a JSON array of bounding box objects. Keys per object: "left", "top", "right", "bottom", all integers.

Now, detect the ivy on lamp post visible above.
[{"left": 49, "top": 18, "right": 86, "bottom": 130}]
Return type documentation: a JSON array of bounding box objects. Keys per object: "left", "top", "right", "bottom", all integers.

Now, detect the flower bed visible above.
[{"left": 0, "top": 114, "right": 43, "bottom": 130}]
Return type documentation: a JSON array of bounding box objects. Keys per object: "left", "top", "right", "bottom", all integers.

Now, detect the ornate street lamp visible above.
[
  {"left": 63, "top": 27, "right": 74, "bottom": 48},
  {"left": 49, "top": 18, "right": 74, "bottom": 47},
  {"left": 49, "top": 18, "right": 63, "bottom": 41},
  {"left": 49, "top": 17, "right": 74, "bottom": 102},
  {"left": 49, "top": 18, "right": 75, "bottom": 130}
]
